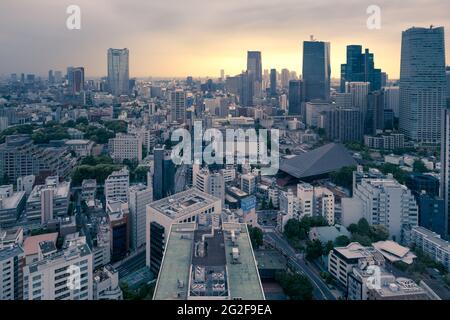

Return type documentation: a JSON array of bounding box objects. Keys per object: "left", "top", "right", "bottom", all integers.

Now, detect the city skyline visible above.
[{"left": 0, "top": 0, "right": 449, "bottom": 78}]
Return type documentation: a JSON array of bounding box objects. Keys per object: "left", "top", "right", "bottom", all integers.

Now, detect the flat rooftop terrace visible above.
[
  {"left": 148, "top": 188, "right": 220, "bottom": 220},
  {"left": 153, "top": 222, "right": 265, "bottom": 300}
]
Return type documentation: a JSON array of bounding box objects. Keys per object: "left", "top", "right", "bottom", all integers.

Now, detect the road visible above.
[
  {"left": 264, "top": 230, "right": 336, "bottom": 300},
  {"left": 114, "top": 249, "right": 146, "bottom": 278}
]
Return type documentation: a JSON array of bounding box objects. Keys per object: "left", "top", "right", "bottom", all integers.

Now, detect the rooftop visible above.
[
  {"left": 373, "top": 240, "right": 416, "bottom": 264},
  {"left": 412, "top": 226, "right": 450, "bottom": 251},
  {"left": 23, "top": 232, "right": 58, "bottom": 256},
  {"left": 148, "top": 188, "right": 220, "bottom": 220},
  {"left": 153, "top": 221, "right": 265, "bottom": 300},
  {"left": 0, "top": 245, "right": 24, "bottom": 261},
  {"left": 280, "top": 143, "right": 357, "bottom": 179}
]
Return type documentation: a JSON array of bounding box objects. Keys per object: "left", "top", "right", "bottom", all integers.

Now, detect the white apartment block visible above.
[
  {"left": 0, "top": 245, "right": 24, "bottom": 300},
  {"left": 92, "top": 223, "right": 111, "bottom": 270},
  {"left": 221, "top": 166, "right": 236, "bottom": 183},
  {"left": 411, "top": 226, "right": 450, "bottom": 272},
  {"left": 194, "top": 167, "right": 225, "bottom": 203},
  {"left": 343, "top": 178, "right": 418, "bottom": 244},
  {"left": 314, "top": 187, "right": 335, "bottom": 225},
  {"left": 105, "top": 168, "right": 129, "bottom": 203},
  {"left": 129, "top": 184, "right": 153, "bottom": 250},
  {"left": 81, "top": 179, "right": 97, "bottom": 202},
  {"left": 23, "top": 237, "right": 93, "bottom": 300},
  {"left": 108, "top": 133, "right": 142, "bottom": 163},
  {"left": 297, "top": 183, "right": 314, "bottom": 218},
  {"left": 241, "top": 173, "right": 257, "bottom": 195},
  {"left": 26, "top": 176, "right": 70, "bottom": 224}
]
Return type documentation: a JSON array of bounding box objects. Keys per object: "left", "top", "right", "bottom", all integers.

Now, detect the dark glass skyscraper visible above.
[
  {"left": 288, "top": 80, "right": 304, "bottom": 115},
  {"left": 152, "top": 145, "right": 175, "bottom": 200},
  {"left": 302, "top": 40, "right": 331, "bottom": 101},
  {"left": 270, "top": 69, "right": 277, "bottom": 97},
  {"left": 247, "top": 51, "right": 262, "bottom": 99},
  {"left": 340, "top": 45, "right": 382, "bottom": 93}
]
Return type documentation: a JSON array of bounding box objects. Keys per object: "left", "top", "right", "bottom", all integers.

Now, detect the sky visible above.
[{"left": 0, "top": 0, "right": 449, "bottom": 79}]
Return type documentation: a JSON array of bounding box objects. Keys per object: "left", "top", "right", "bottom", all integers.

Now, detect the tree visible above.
[
  {"left": 324, "top": 241, "right": 334, "bottom": 255},
  {"left": 334, "top": 235, "right": 350, "bottom": 247},
  {"left": 248, "top": 226, "right": 263, "bottom": 249},
  {"left": 330, "top": 166, "right": 356, "bottom": 191},
  {"left": 284, "top": 219, "right": 301, "bottom": 239},
  {"left": 275, "top": 271, "right": 313, "bottom": 300},
  {"left": 305, "top": 240, "right": 323, "bottom": 260},
  {"left": 104, "top": 120, "right": 128, "bottom": 134},
  {"left": 357, "top": 218, "right": 371, "bottom": 235},
  {"left": 413, "top": 160, "right": 429, "bottom": 173},
  {"left": 370, "top": 225, "right": 389, "bottom": 242}
]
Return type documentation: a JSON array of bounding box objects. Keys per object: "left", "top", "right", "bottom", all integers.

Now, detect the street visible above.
[{"left": 264, "top": 230, "right": 336, "bottom": 300}]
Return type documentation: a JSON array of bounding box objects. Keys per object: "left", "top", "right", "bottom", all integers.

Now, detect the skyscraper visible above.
[
  {"left": 302, "top": 39, "right": 331, "bottom": 101},
  {"left": 270, "top": 68, "right": 277, "bottom": 97},
  {"left": 288, "top": 80, "right": 304, "bottom": 115},
  {"left": 152, "top": 146, "right": 175, "bottom": 201},
  {"left": 240, "top": 71, "right": 254, "bottom": 107},
  {"left": 67, "top": 66, "right": 85, "bottom": 94},
  {"left": 107, "top": 48, "right": 130, "bottom": 96},
  {"left": 366, "top": 91, "right": 385, "bottom": 135},
  {"left": 247, "top": 51, "right": 262, "bottom": 99},
  {"left": 399, "top": 26, "right": 446, "bottom": 144},
  {"left": 281, "top": 68, "right": 290, "bottom": 89},
  {"left": 340, "top": 45, "right": 383, "bottom": 92},
  {"left": 440, "top": 108, "right": 450, "bottom": 236},
  {"left": 170, "top": 89, "right": 186, "bottom": 123}
]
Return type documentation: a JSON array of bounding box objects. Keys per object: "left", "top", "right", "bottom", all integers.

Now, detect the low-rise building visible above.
[
  {"left": 93, "top": 265, "right": 123, "bottom": 300},
  {"left": 364, "top": 133, "right": 405, "bottom": 150},
  {"left": 410, "top": 226, "right": 450, "bottom": 272},
  {"left": 65, "top": 139, "right": 94, "bottom": 157},
  {"left": 26, "top": 176, "right": 70, "bottom": 224},
  {"left": 81, "top": 179, "right": 97, "bottom": 202},
  {"left": 0, "top": 185, "right": 26, "bottom": 228},
  {"left": 328, "top": 242, "right": 385, "bottom": 287}
]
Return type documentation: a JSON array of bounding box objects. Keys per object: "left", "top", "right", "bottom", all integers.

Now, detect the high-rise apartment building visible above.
[
  {"left": 129, "top": 184, "right": 153, "bottom": 250},
  {"left": 0, "top": 246, "right": 24, "bottom": 300},
  {"left": 343, "top": 178, "right": 419, "bottom": 243},
  {"left": 22, "top": 237, "right": 93, "bottom": 300},
  {"left": 399, "top": 27, "right": 446, "bottom": 144},
  {"left": 440, "top": 108, "right": 450, "bottom": 236},
  {"left": 107, "top": 48, "right": 130, "bottom": 96},
  {"left": 104, "top": 168, "right": 129, "bottom": 203}
]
